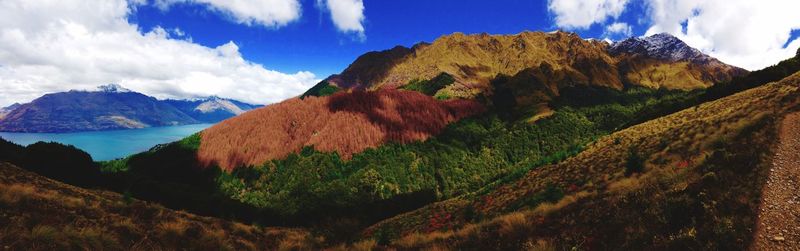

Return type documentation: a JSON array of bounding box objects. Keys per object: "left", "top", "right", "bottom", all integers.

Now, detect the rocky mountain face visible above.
[
  {"left": 610, "top": 33, "right": 747, "bottom": 89},
  {"left": 324, "top": 31, "right": 746, "bottom": 100},
  {"left": 609, "top": 33, "right": 708, "bottom": 62},
  {"left": 0, "top": 86, "right": 260, "bottom": 133},
  {"left": 164, "top": 96, "right": 261, "bottom": 123}
]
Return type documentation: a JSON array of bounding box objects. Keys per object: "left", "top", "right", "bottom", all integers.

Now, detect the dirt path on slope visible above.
[{"left": 752, "top": 112, "right": 800, "bottom": 251}]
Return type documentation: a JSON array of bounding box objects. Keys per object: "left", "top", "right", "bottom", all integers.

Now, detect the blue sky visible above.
[
  {"left": 130, "top": 0, "right": 560, "bottom": 77},
  {"left": 0, "top": 0, "right": 798, "bottom": 106},
  {"left": 130, "top": 0, "right": 799, "bottom": 78}
]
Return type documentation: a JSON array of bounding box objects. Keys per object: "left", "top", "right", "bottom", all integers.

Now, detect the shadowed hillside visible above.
[
  {"left": 198, "top": 89, "right": 484, "bottom": 170},
  {"left": 363, "top": 71, "right": 800, "bottom": 250},
  {"left": 0, "top": 162, "right": 319, "bottom": 250}
]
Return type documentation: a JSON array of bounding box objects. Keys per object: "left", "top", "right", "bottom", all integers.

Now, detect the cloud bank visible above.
[
  {"left": 153, "top": 0, "right": 302, "bottom": 28},
  {"left": 547, "top": 0, "right": 629, "bottom": 29},
  {"left": 547, "top": 0, "right": 800, "bottom": 71},
  {"left": 604, "top": 22, "right": 633, "bottom": 38},
  {"left": 643, "top": 0, "right": 800, "bottom": 71},
  {"left": 0, "top": 0, "right": 318, "bottom": 107},
  {"left": 317, "top": 0, "right": 367, "bottom": 40}
]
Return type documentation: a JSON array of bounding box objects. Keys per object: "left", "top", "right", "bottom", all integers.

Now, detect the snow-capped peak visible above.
[
  {"left": 608, "top": 33, "right": 708, "bottom": 62},
  {"left": 97, "top": 84, "right": 132, "bottom": 93},
  {"left": 194, "top": 98, "right": 246, "bottom": 115}
]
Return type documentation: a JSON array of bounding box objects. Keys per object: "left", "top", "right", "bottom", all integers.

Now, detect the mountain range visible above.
[
  {"left": 2, "top": 31, "right": 800, "bottom": 250},
  {"left": 0, "top": 84, "right": 260, "bottom": 133},
  {"left": 308, "top": 32, "right": 745, "bottom": 122},
  {"left": 320, "top": 32, "right": 744, "bottom": 94}
]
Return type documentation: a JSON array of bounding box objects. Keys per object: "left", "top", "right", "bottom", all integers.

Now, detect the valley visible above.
[{"left": 1, "top": 30, "right": 798, "bottom": 250}]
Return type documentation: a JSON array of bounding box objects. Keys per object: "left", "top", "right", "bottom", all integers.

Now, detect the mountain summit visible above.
[
  {"left": 96, "top": 83, "right": 132, "bottom": 93},
  {"left": 164, "top": 97, "right": 261, "bottom": 123},
  {"left": 320, "top": 31, "right": 745, "bottom": 99},
  {"left": 609, "top": 33, "right": 709, "bottom": 62}
]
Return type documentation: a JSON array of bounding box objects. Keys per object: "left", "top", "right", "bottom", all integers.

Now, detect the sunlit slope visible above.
[
  {"left": 366, "top": 71, "right": 800, "bottom": 250},
  {"left": 327, "top": 31, "right": 744, "bottom": 99},
  {"left": 198, "top": 89, "right": 483, "bottom": 170}
]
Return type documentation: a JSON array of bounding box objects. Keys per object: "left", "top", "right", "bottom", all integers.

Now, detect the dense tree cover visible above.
[
  {"left": 400, "top": 73, "right": 455, "bottom": 97},
  {"left": 0, "top": 138, "right": 101, "bottom": 187},
  {"left": 201, "top": 86, "right": 703, "bottom": 222},
  {"left": 301, "top": 81, "right": 342, "bottom": 98},
  {"left": 92, "top": 84, "right": 705, "bottom": 234}
]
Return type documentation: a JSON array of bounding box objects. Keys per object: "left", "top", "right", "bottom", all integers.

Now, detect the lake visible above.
[{"left": 0, "top": 124, "right": 213, "bottom": 161}]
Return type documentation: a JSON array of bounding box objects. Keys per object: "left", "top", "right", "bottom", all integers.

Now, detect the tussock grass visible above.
[
  {"left": 0, "top": 183, "right": 35, "bottom": 204},
  {"left": 368, "top": 73, "right": 800, "bottom": 250}
]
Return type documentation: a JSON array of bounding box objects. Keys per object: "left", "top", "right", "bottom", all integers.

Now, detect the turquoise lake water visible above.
[{"left": 0, "top": 124, "right": 213, "bottom": 161}]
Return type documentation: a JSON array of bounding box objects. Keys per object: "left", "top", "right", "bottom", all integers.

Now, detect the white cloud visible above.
[
  {"left": 0, "top": 0, "right": 318, "bottom": 107},
  {"left": 604, "top": 22, "right": 633, "bottom": 38},
  {"left": 548, "top": 0, "right": 629, "bottom": 29},
  {"left": 154, "top": 0, "right": 302, "bottom": 28},
  {"left": 317, "top": 0, "right": 366, "bottom": 40},
  {"left": 644, "top": 0, "right": 800, "bottom": 70}
]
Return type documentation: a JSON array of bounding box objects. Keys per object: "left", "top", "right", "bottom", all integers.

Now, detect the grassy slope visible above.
[
  {"left": 364, "top": 72, "right": 800, "bottom": 250},
  {"left": 0, "top": 162, "right": 324, "bottom": 251},
  {"left": 91, "top": 85, "right": 699, "bottom": 250}
]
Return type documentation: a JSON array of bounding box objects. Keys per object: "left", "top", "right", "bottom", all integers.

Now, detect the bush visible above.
[
  {"left": 625, "top": 148, "right": 645, "bottom": 176},
  {"left": 401, "top": 73, "right": 455, "bottom": 96}
]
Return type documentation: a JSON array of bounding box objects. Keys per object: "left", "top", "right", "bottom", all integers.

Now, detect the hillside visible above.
[
  {"left": 198, "top": 89, "right": 484, "bottom": 170},
  {"left": 75, "top": 32, "right": 791, "bottom": 249},
  {"left": 610, "top": 33, "right": 748, "bottom": 90},
  {"left": 94, "top": 33, "right": 754, "bottom": 241},
  {"left": 0, "top": 85, "right": 259, "bottom": 133},
  {"left": 362, "top": 71, "right": 800, "bottom": 250},
  {"left": 323, "top": 32, "right": 744, "bottom": 99},
  {"left": 0, "top": 161, "right": 324, "bottom": 250}
]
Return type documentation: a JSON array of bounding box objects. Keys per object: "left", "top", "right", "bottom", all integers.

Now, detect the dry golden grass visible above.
[
  {"left": 194, "top": 228, "right": 232, "bottom": 250},
  {"left": 62, "top": 196, "right": 86, "bottom": 208},
  {"left": 525, "top": 239, "right": 556, "bottom": 251},
  {"left": 0, "top": 162, "right": 312, "bottom": 250},
  {"left": 374, "top": 31, "right": 624, "bottom": 94},
  {"left": 276, "top": 231, "right": 320, "bottom": 251},
  {"left": 157, "top": 218, "right": 188, "bottom": 243},
  {"left": 531, "top": 191, "right": 593, "bottom": 215},
  {"left": 496, "top": 212, "right": 528, "bottom": 237},
  {"left": 331, "top": 31, "right": 742, "bottom": 106},
  {"left": 624, "top": 61, "right": 709, "bottom": 90},
  {"left": 0, "top": 183, "right": 35, "bottom": 204},
  {"left": 232, "top": 221, "right": 255, "bottom": 235},
  {"left": 366, "top": 72, "right": 800, "bottom": 249},
  {"left": 350, "top": 239, "right": 378, "bottom": 251},
  {"left": 112, "top": 218, "right": 138, "bottom": 233},
  {"left": 29, "top": 225, "right": 58, "bottom": 243}
]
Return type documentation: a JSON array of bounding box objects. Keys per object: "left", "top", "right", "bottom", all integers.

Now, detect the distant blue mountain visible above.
[
  {"left": 164, "top": 96, "right": 262, "bottom": 123},
  {"left": 0, "top": 84, "right": 261, "bottom": 133}
]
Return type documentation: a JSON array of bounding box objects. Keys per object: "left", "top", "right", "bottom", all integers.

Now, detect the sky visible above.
[{"left": 0, "top": 0, "right": 798, "bottom": 107}]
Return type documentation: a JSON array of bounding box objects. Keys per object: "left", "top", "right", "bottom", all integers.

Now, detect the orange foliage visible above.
[{"left": 198, "top": 90, "right": 485, "bottom": 171}]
